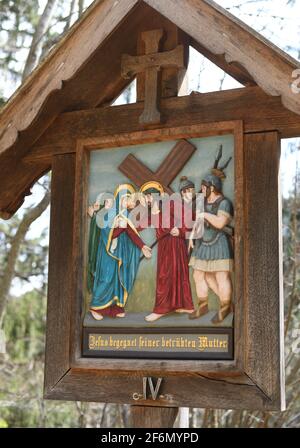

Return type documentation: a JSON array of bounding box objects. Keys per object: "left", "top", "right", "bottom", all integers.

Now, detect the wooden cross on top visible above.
[
  {"left": 118, "top": 140, "right": 196, "bottom": 195},
  {"left": 121, "top": 29, "right": 186, "bottom": 125}
]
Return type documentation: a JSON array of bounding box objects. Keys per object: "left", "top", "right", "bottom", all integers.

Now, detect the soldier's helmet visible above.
[
  {"left": 201, "top": 144, "right": 232, "bottom": 193},
  {"left": 179, "top": 176, "right": 195, "bottom": 193},
  {"left": 202, "top": 174, "right": 223, "bottom": 193}
]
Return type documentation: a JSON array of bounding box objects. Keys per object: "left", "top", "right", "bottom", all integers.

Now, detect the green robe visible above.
[{"left": 87, "top": 213, "right": 101, "bottom": 294}]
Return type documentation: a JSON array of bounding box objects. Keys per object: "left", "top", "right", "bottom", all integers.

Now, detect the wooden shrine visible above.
[{"left": 0, "top": 0, "right": 299, "bottom": 427}]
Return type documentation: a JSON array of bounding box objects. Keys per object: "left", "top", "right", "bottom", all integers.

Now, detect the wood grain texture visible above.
[
  {"left": 44, "top": 369, "right": 273, "bottom": 410},
  {"left": 0, "top": 0, "right": 139, "bottom": 155},
  {"left": 144, "top": 0, "right": 300, "bottom": 113},
  {"left": 1, "top": 0, "right": 299, "bottom": 161},
  {"left": 1, "top": 0, "right": 300, "bottom": 219},
  {"left": 136, "top": 29, "right": 163, "bottom": 125},
  {"left": 0, "top": 3, "right": 194, "bottom": 219},
  {"left": 123, "top": 40, "right": 185, "bottom": 76},
  {"left": 232, "top": 122, "right": 245, "bottom": 369},
  {"left": 56, "top": 120, "right": 272, "bottom": 410},
  {"left": 1, "top": 76, "right": 300, "bottom": 221},
  {"left": 118, "top": 139, "right": 196, "bottom": 194},
  {"left": 43, "top": 123, "right": 284, "bottom": 410},
  {"left": 70, "top": 143, "right": 89, "bottom": 365},
  {"left": 44, "top": 154, "right": 75, "bottom": 394},
  {"left": 135, "top": 11, "right": 190, "bottom": 101},
  {"left": 0, "top": 159, "right": 49, "bottom": 219},
  {"left": 130, "top": 406, "right": 179, "bottom": 428},
  {"left": 244, "top": 131, "right": 285, "bottom": 410},
  {"left": 28, "top": 87, "right": 300, "bottom": 162},
  {"left": 126, "top": 28, "right": 186, "bottom": 124}
]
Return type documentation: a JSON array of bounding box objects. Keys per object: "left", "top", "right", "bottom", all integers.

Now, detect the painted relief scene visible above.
[{"left": 83, "top": 135, "right": 235, "bottom": 333}]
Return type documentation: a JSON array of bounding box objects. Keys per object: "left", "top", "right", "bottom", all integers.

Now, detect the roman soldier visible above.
[{"left": 189, "top": 146, "right": 234, "bottom": 324}]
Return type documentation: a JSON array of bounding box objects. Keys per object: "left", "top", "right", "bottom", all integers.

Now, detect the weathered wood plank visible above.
[
  {"left": 44, "top": 154, "right": 75, "bottom": 394},
  {"left": 133, "top": 29, "right": 164, "bottom": 124},
  {"left": 0, "top": 159, "right": 49, "bottom": 219},
  {"left": 156, "top": 140, "right": 196, "bottom": 184},
  {"left": 232, "top": 122, "right": 245, "bottom": 370},
  {"left": 0, "top": 0, "right": 140, "bottom": 156},
  {"left": 118, "top": 153, "right": 174, "bottom": 193},
  {"left": 0, "top": 3, "right": 191, "bottom": 173},
  {"left": 0, "top": 5, "right": 192, "bottom": 219},
  {"left": 45, "top": 369, "right": 274, "bottom": 410},
  {"left": 2, "top": 84, "right": 299, "bottom": 219},
  {"left": 118, "top": 139, "right": 196, "bottom": 194},
  {"left": 0, "top": 1, "right": 156, "bottom": 168},
  {"left": 71, "top": 356, "right": 238, "bottom": 375},
  {"left": 244, "top": 131, "right": 285, "bottom": 410},
  {"left": 135, "top": 24, "right": 190, "bottom": 101},
  {"left": 29, "top": 87, "right": 300, "bottom": 161},
  {"left": 70, "top": 143, "right": 89, "bottom": 364},
  {"left": 144, "top": 0, "right": 300, "bottom": 114},
  {"left": 130, "top": 406, "right": 179, "bottom": 428},
  {"left": 42, "top": 121, "right": 284, "bottom": 411}
]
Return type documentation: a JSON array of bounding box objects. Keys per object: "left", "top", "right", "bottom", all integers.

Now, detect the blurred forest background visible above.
[{"left": 0, "top": 0, "right": 299, "bottom": 428}]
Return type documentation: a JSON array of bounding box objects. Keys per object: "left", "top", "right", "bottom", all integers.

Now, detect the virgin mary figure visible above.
[{"left": 89, "top": 184, "right": 152, "bottom": 320}]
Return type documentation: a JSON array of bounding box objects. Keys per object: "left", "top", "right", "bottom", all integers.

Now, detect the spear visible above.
[{"left": 214, "top": 144, "right": 223, "bottom": 169}]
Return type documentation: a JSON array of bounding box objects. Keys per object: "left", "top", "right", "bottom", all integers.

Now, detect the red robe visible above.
[{"left": 149, "top": 201, "right": 194, "bottom": 314}]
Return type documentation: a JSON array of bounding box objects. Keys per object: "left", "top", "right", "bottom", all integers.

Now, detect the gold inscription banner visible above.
[{"left": 88, "top": 334, "right": 229, "bottom": 353}]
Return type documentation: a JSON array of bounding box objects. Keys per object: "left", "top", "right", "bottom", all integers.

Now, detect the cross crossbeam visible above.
[
  {"left": 118, "top": 139, "right": 196, "bottom": 194},
  {"left": 121, "top": 29, "right": 185, "bottom": 125}
]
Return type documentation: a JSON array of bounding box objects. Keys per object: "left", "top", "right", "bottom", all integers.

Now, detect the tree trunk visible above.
[
  {"left": 64, "top": 0, "right": 77, "bottom": 33},
  {"left": 0, "top": 191, "right": 50, "bottom": 326},
  {"left": 78, "top": 0, "right": 84, "bottom": 18},
  {"left": 22, "top": 0, "right": 58, "bottom": 81}
]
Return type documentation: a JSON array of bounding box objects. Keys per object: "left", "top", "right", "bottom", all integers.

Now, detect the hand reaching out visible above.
[
  {"left": 88, "top": 202, "right": 100, "bottom": 218},
  {"left": 170, "top": 227, "right": 180, "bottom": 237},
  {"left": 115, "top": 217, "right": 127, "bottom": 228},
  {"left": 142, "top": 245, "right": 152, "bottom": 259},
  {"left": 88, "top": 205, "right": 94, "bottom": 218},
  {"left": 188, "top": 238, "right": 194, "bottom": 252}
]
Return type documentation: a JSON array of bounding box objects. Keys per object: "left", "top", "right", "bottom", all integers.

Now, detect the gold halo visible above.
[
  {"left": 114, "top": 184, "right": 136, "bottom": 198},
  {"left": 140, "top": 181, "right": 164, "bottom": 194}
]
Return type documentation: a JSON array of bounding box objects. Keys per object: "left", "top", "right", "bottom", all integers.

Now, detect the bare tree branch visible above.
[
  {"left": 0, "top": 191, "right": 50, "bottom": 326},
  {"left": 22, "top": 0, "right": 59, "bottom": 81}
]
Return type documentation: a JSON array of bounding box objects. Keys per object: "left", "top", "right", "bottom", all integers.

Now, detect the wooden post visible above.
[
  {"left": 243, "top": 131, "right": 285, "bottom": 406},
  {"left": 130, "top": 406, "right": 179, "bottom": 428},
  {"left": 176, "top": 408, "right": 190, "bottom": 428},
  {"left": 44, "top": 154, "right": 76, "bottom": 392}
]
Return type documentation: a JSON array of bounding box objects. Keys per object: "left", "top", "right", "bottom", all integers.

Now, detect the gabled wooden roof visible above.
[{"left": 0, "top": 0, "right": 300, "bottom": 219}]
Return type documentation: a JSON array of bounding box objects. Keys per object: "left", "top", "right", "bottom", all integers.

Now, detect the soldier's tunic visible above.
[{"left": 189, "top": 196, "right": 234, "bottom": 272}]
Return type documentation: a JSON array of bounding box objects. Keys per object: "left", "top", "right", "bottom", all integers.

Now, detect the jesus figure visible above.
[{"left": 139, "top": 181, "right": 195, "bottom": 322}]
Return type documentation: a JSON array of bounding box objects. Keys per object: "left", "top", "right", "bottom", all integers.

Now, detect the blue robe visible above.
[{"left": 90, "top": 194, "right": 141, "bottom": 311}]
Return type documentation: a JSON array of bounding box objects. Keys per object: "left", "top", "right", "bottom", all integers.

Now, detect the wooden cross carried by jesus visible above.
[
  {"left": 118, "top": 140, "right": 196, "bottom": 195},
  {"left": 121, "top": 29, "right": 185, "bottom": 125}
]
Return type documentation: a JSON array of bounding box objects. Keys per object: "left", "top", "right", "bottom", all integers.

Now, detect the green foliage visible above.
[
  {"left": 4, "top": 291, "right": 46, "bottom": 362},
  {"left": 0, "top": 289, "right": 92, "bottom": 428},
  {"left": 0, "top": 418, "right": 8, "bottom": 428}
]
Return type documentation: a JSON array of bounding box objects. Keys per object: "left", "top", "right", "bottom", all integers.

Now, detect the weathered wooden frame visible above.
[
  {"left": 44, "top": 117, "right": 285, "bottom": 411},
  {"left": 79, "top": 122, "right": 240, "bottom": 361}
]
